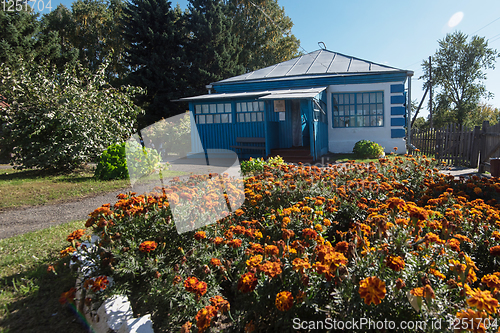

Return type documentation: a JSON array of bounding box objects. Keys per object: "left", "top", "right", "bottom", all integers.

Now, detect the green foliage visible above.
[
  {"left": 352, "top": 140, "right": 384, "bottom": 159},
  {"left": 94, "top": 141, "right": 164, "bottom": 180},
  {"left": 421, "top": 31, "right": 499, "bottom": 126},
  {"left": 240, "top": 155, "right": 285, "bottom": 176},
  {"left": 0, "top": 61, "right": 144, "bottom": 171},
  {"left": 185, "top": 0, "right": 245, "bottom": 97},
  {"left": 140, "top": 112, "right": 191, "bottom": 155},
  {"left": 94, "top": 142, "right": 128, "bottom": 180}
]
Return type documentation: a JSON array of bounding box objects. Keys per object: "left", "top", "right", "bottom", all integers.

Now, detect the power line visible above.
[{"left": 470, "top": 15, "right": 500, "bottom": 36}]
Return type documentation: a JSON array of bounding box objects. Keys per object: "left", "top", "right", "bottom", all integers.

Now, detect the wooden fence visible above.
[{"left": 411, "top": 121, "right": 500, "bottom": 170}]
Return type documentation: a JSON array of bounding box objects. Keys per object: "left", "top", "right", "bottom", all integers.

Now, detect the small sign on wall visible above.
[
  {"left": 274, "top": 100, "right": 285, "bottom": 112},
  {"left": 279, "top": 112, "right": 285, "bottom": 121}
]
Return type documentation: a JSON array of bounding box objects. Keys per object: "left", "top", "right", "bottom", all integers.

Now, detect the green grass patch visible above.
[
  {"left": 0, "top": 166, "right": 185, "bottom": 210},
  {"left": 321, "top": 152, "right": 401, "bottom": 164},
  {"left": 0, "top": 220, "right": 88, "bottom": 333}
]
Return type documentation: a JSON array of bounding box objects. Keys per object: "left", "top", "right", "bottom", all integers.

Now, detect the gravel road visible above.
[{"left": 0, "top": 157, "right": 239, "bottom": 239}]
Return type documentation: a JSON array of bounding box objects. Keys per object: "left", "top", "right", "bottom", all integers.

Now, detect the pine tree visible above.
[
  {"left": 185, "top": 0, "right": 244, "bottom": 96},
  {"left": 122, "top": 0, "right": 187, "bottom": 125}
]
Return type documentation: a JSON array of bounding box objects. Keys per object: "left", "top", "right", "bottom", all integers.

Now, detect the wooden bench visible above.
[{"left": 230, "top": 137, "right": 266, "bottom": 153}]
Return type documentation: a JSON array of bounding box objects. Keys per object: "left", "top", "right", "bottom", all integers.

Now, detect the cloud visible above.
[{"left": 448, "top": 12, "right": 464, "bottom": 28}]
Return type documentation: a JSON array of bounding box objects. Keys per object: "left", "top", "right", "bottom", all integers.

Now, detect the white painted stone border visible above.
[{"left": 74, "top": 285, "right": 155, "bottom": 333}]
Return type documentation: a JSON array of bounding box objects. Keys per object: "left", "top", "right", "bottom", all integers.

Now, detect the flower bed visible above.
[{"left": 59, "top": 154, "right": 500, "bottom": 332}]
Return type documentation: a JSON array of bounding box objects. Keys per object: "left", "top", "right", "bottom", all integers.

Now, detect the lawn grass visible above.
[
  {"left": 0, "top": 220, "right": 88, "bottom": 333},
  {"left": 0, "top": 165, "right": 185, "bottom": 210},
  {"left": 320, "top": 152, "right": 401, "bottom": 164}
]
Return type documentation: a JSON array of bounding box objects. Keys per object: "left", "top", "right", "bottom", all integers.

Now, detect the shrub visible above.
[
  {"left": 94, "top": 141, "right": 164, "bottom": 180},
  {"left": 0, "top": 61, "right": 144, "bottom": 171},
  {"left": 240, "top": 155, "right": 285, "bottom": 176},
  {"left": 353, "top": 140, "right": 384, "bottom": 158}
]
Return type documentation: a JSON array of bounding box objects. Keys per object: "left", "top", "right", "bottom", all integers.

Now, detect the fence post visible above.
[
  {"left": 478, "top": 121, "right": 490, "bottom": 173},
  {"left": 471, "top": 126, "right": 481, "bottom": 168}
]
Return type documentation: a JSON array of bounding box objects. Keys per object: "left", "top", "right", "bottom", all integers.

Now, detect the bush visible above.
[
  {"left": 94, "top": 141, "right": 164, "bottom": 180},
  {"left": 240, "top": 155, "right": 285, "bottom": 176},
  {"left": 353, "top": 140, "right": 384, "bottom": 158},
  {"left": 0, "top": 61, "right": 144, "bottom": 171}
]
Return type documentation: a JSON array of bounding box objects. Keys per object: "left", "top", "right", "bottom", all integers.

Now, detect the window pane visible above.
[
  {"left": 377, "top": 92, "right": 383, "bottom": 103},
  {"left": 238, "top": 113, "right": 244, "bottom": 122},
  {"left": 228, "top": 114, "right": 232, "bottom": 123},
  {"left": 236, "top": 103, "right": 241, "bottom": 112},
  {"left": 259, "top": 101, "right": 265, "bottom": 111},
  {"left": 370, "top": 104, "right": 377, "bottom": 115},
  {"left": 363, "top": 93, "right": 370, "bottom": 104},
  {"left": 214, "top": 114, "right": 220, "bottom": 123},
  {"left": 217, "top": 104, "right": 224, "bottom": 113},
  {"left": 333, "top": 117, "right": 338, "bottom": 127},
  {"left": 357, "top": 94, "right": 362, "bottom": 104},
  {"left": 377, "top": 116, "right": 383, "bottom": 126},
  {"left": 334, "top": 110, "right": 339, "bottom": 116},
  {"left": 198, "top": 115, "right": 205, "bottom": 124},
  {"left": 221, "top": 114, "right": 228, "bottom": 123},
  {"left": 245, "top": 113, "right": 251, "bottom": 122},
  {"left": 340, "top": 117, "right": 346, "bottom": 127},
  {"left": 377, "top": 104, "right": 383, "bottom": 114},
  {"left": 202, "top": 104, "right": 209, "bottom": 113},
  {"left": 206, "top": 115, "right": 213, "bottom": 123},
  {"left": 251, "top": 113, "right": 257, "bottom": 122},
  {"left": 247, "top": 102, "right": 253, "bottom": 112},
  {"left": 350, "top": 105, "right": 355, "bottom": 115},
  {"left": 370, "top": 116, "right": 376, "bottom": 126},
  {"left": 350, "top": 94, "right": 355, "bottom": 104},
  {"left": 350, "top": 116, "right": 356, "bottom": 126},
  {"left": 338, "top": 94, "right": 343, "bottom": 104},
  {"left": 253, "top": 101, "right": 259, "bottom": 111},
  {"left": 339, "top": 106, "right": 344, "bottom": 116},
  {"left": 242, "top": 103, "right": 247, "bottom": 112},
  {"left": 195, "top": 105, "right": 201, "bottom": 113},
  {"left": 210, "top": 104, "right": 217, "bottom": 113},
  {"left": 257, "top": 112, "right": 263, "bottom": 122},
  {"left": 357, "top": 116, "right": 364, "bottom": 127},
  {"left": 225, "top": 103, "right": 231, "bottom": 113},
  {"left": 370, "top": 93, "right": 377, "bottom": 103}
]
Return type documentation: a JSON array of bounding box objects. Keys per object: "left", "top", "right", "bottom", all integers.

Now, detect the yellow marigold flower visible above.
[
  {"left": 275, "top": 291, "right": 294, "bottom": 311},
  {"left": 60, "top": 246, "right": 76, "bottom": 258},
  {"left": 314, "top": 224, "right": 323, "bottom": 232},
  {"left": 264, "top": 245, "right": 279, "bottom": 256},
  {"left": 429, "top": 268, "right": 446, "bottom": 280},
  {"left": 246, "top": 255, "right": 263, "bottom": 268},
  {"left": 467, "top": 288, "right": 499, "bottom": 314},
  {"left": 492, "top": 231, "right": 500, "bottom": 240},
  {"left": 385, "top": 255, "right": 405, "bottom": 272},
  {"left": 194, "top": 231, "right": 206, "bottom": 241},
  {"left": 358, "top": 276, "right": 386, "bottom": 305},
  {"left": 258, "top": 260, "right": 282, "bottom": 278},
  {"left": 209, "top": 258, "right": 221, "bottom": 267}
]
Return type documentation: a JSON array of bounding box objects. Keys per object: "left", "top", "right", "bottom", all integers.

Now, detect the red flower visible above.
[
  {"left": 139, "top": 241, "right": 157, "bottom": 253},
  {"left": 238, "top": 273, "right": 258, "bottom": 293}
]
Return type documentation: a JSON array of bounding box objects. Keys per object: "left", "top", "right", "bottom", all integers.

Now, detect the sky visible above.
[{"left": 38, "top": 0, "right": 500, "bottom": 119}]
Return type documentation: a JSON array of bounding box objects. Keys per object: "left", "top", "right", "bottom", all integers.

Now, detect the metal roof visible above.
[
  {"left": 215, "top": 49, "right": 407, "bottom": 85},
  {"left": 178, "top": 87, "right": 326, "bottom": 102}
]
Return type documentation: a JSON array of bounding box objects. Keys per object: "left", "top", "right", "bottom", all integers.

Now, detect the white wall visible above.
[{"left": 327, "top": 82, "right": 406, "bottom": 154}]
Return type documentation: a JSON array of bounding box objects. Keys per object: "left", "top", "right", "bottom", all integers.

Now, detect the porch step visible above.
[{"left": 269, "top": 147, "right": 315, "bottom": 164}]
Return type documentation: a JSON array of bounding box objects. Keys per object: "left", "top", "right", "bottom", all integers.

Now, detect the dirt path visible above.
[{"left": 0, "top": 159, "right": 238, "bottom": 239}]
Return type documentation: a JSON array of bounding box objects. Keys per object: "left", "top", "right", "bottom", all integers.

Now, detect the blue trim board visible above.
[
  {"left": 213, "top": 73, "right": 409, "bottom": 93},
  {"left": 390, "top": 84, "right": 404, "bottom": 93},
  {"left": 391, "top": 129, "right": 406, "bottom": 138},
  {"left": 391, "top": 117, "right": 405, "bottom": 126},
  {"left": 391, "top": 106, "right": 405, "bottom": 115},
  {"left": 390, "top": 95, "right": 405, "bottom": 104}
]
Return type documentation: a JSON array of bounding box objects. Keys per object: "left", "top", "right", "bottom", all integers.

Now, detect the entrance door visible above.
[{"left": 291, "top": 100, "right": 303, "bottom": 147}]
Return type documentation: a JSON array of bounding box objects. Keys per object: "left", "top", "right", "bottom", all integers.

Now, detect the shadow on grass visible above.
[{"left": 0, "top": 259, "right": 89, "bottom": 333}]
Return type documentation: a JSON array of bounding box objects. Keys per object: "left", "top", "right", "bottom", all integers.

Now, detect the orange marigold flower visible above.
[
  {"left": 448, "top": 238, "right": 461, "bottom": 252},
  {"left": 234, "top": 209, "right": 245, "bottom": 216},
  {"left": 395, "top": 278, "right": 406, "bottom": 290},
  {"left": 489, "top": 245, "right": 500, "bottom": 256},
  {"left": 474, "top": 187, "right": 483, "bottom": 195},
  {"left": 139, "top": 241, "right": 157, "bottom": 253},
  {"left": 455, "top": 309, "right": 488, "bottom": 333},
  {"left": 60, "top": 246, "right": 76, "bottom": 258},
  {"left": 84, "top": 276, "right": 109, "bottom": 292},
  {"left": 425, "top": 232, "right": 445, "bottom": 245},
  {"left": 210, "top": 295, "right": 230, "bottom": 313},
  {"left": 302, "top": 228, "right": 318, "bottom": 239},
  {"left": 195, "top": 306, "right": 217, "bottom": 333},
  {"left": 292, "top": 257, "right": 311, "bottom": 274},
  {"left": 492, "top": 231, "right": 500, "bottom": 240},
  {"left": 282, "top": 229, "right": 295, "bottom": 240},
  {"left": 210, "top": 258, "right": 221, "bottom": 267},
  {"left": 238, "top": 272, "right": 258, "bottom": 293},
  {"left": 275, "top": 291, "right": 294, "bottom": 311},
  {"left": 258, "top": 260, "right": 282, "bottom": 278},
  {"left": 173, "top": 275, "right": 182, "bottom": 285},
  {"left": 213, "top": 237, "right": 224, "bottom": 245},
  {"left": 481, "top": 274, "right": 500, "bottom": 289},
  {"left": 227, "top": 239, "right": 242, "bottom": 248},
  {"left": 246, "top": 255, "right": 263, "bottom": 268},
  {"left": 385, "top": 255, "right": 405, "bottom": 272},
  {"left": 67, "top": 229, "right": 86, "bottom": 242},
  {"left": 59, "top": 287, "right": 77, "bottom": 305},
  {"left": 359, "top": 276, "right": 386, "bottom": 305},
  {"left": 264, "top": 245, "right": 279, "bottom": 256},
  {"left": 467, "top": 288, "right": 499, "bottom": 314},
  {"left": 184, "top": 276, "right": 207, "bottom": 297},
  {"left": 245, "top": 242, "right": 264, "bottom": 255},
  {"left": 334, "top": 241, "right": 349, "bottom": 253},
  {"left": 407, "top": 204, "right": 429, "bottom": 221},
  {"left": 180, "top": 321, "right": 192, "bottom": 333},
  {"left": 429, "top": 268, "right": 446, "bottom": 280},
  {"left": 194, "top": 231, "right": 206, "bottom": 241}
]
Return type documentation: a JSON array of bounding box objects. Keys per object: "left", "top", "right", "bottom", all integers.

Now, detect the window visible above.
[
  {"left": 332, "top": 92, "right": 383, "bottom": 128},
  {"left": 194, "top": 103, "right": 232, "bottom": 124},
  {"left": 236, "top": 101, "right": 265, "bottom": 123}
]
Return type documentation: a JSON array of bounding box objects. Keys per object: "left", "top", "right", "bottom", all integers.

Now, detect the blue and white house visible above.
[{"left": 180, "top": 49, "right": 413, "bottom": 161}]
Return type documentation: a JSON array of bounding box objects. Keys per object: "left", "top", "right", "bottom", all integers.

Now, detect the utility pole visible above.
[{"left": 429, "top": 56, "right": 433, "bottom": 128}]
